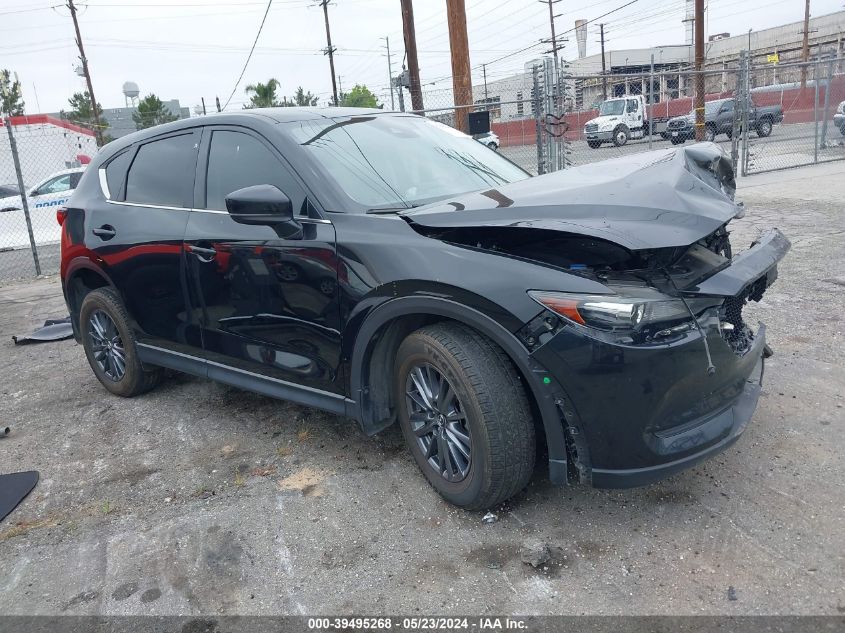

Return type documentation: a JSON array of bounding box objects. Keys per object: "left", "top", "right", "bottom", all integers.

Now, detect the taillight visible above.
[{"left": 56, "top": 207, "right": 68, "bottom": 226}]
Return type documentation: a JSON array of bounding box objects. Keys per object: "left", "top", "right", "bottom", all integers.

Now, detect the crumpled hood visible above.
[{"left": 402, "top": 143, "right": 740, "bottom": 251}]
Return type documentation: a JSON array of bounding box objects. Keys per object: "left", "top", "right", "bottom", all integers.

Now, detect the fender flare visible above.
[{"left": 349, "top": 295, "right": 569, "bottom": 483}]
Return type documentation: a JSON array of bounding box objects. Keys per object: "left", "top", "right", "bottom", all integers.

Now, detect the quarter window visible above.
[
  {"left": 104, "top": 150, "right": 132, "bottom": 199},
  {"left": 205, "top": 130, "right": 298, "bottom": 211},
  {"left": 125, "top": 133, "right": 197, "bottom": 207}
]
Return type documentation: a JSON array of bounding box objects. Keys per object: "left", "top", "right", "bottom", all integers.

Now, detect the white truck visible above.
[{"left": 583, "top": 95, "right": 649, "bottom": 149}]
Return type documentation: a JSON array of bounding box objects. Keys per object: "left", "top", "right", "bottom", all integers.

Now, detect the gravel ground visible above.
[{"left": 0, "top": 162, "right": 843, "bottom": 616}]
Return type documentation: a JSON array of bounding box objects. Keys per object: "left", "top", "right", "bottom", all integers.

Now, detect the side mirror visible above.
[{"left": 225, "top": 184, "right": 294, "bottom": 225}]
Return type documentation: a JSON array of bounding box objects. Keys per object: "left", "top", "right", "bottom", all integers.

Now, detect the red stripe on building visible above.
[{"left": 0, "top": 114, "right": 96, "bottom": 137}]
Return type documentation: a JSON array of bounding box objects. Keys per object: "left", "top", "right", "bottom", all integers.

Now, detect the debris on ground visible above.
[
  {"left": 12, "top": 317, "right": 73, "bottom": 345},
  {"left": 0, "top": 426, "right": 9, "bottom": 438},
  {"left": 481, "top": 512, "right": 498, "bottom": 525},
  {"left": 727, "top": 585, "right": 739, "bottom": 601},
  {"left": 520, "top": 539, "right": 551, "bottom": 568}
]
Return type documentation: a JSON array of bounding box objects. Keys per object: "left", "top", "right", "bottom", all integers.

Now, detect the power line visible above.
[{"left": 222, "top": 0, "right": 274, "bottom": 110}]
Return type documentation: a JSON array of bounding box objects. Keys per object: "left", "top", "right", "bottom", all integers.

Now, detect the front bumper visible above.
[
  {"left": 585, "top": 130, "right": 614, "bottom": 141},
  {"left": 532, "top": 320, "right": 768, "bottom": 488}
]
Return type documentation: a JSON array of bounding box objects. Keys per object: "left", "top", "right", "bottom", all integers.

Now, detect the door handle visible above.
[
  {"left": 92, "top": 224, "right": 116, "bottom": 240},
  {"left": 187, "top": 244, "right": 217, "bottom": 262}
]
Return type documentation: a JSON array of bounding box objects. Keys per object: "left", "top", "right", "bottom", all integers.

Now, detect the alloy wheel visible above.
[
  {"left": 405, "top": 363, "right": 472, "bottom": 482},
  {"left": 88, "top": 309, "right": 127, "bottom": 382}
]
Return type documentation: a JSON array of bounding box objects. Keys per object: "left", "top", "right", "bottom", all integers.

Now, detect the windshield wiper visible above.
[{"left": 366, "top": 204, "right": 419, "bottom": 214}]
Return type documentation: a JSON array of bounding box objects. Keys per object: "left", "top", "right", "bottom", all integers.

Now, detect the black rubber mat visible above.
[{"left": 0, "top": 471, "right": 39, "bottom": 523}]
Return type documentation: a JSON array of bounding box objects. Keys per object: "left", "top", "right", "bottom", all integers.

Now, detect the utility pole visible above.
[
  {"left": 319, "top": 0, "right": 339, "bottom": 106},
  {"left": 446, "top": 0, "right": 473, "bottom": 133},
  {"left": 801, "top": 0, "right": 811, "bottom": 89},
  {"left": 400, "top": 0, "right": 424, "bottom": 111},
  {"left": 337, "top": 75, "right": 343, "bottom": 102},
  {"left": 599, "top": 23, "right": 608, "bottom": 101},
  {"left": 482, "top": 63, "right": 488, "bottom": 102},
  {"left": 694, "top": 0, "right": 705, "bottom": 141},
  {"left": 543, "top": 0, "right": 561, "bottom": 110},
  {"left": 215, "top": 96, "right": 221, "bottom": 112},
  {"left": 201, "top": 97, "right": 207, "bottom": 115},
  {"left": 67, "top": 0, "right": 103, "bottom": 146},
  {"left": 382, "top": 36, "right": 395, "bottom": 110}
]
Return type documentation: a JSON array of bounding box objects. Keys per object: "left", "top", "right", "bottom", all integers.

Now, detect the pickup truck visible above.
[{"left": 664, "top": 98, "right": 784, "bottom": 144}]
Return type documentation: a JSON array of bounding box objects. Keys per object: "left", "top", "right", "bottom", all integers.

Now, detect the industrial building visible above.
[{"left": 471, "top": 9, "right": 845, "bottom": 119}]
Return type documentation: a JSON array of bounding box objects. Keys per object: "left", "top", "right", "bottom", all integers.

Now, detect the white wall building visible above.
[{"left": 0, "top": 115, "right": 97, "bottom": 188}]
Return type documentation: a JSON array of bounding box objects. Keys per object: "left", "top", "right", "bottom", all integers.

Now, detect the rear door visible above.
[
  {"left": 89, "top": 130, "right": 199, "bottom": 351},
  {"left": 184, "top": 125, "right": 342, "bottom": 393}
]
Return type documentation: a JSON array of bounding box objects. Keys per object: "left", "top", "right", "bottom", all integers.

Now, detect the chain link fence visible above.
[
  {"left": 0, "top": 116, "right": 97, "bottom": 283},
  {"left": 411, "top": 59, "right": 845, "bottom": 178}
]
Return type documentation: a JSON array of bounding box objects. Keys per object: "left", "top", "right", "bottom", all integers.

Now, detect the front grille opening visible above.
[{"left": 722, "top": 295, "right": 754, "bottom": 355}]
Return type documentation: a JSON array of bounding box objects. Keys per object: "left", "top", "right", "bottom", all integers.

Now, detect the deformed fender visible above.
[{"left": 348, "top": 295, "right": 570, "bottom": 484}]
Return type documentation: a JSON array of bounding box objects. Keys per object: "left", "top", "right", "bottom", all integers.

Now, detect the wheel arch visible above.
[
  {"left": 348, "top": 295, "right": 570, "bottom": 483},
  {"left": 63, "top": 258, "right": 116, "bottom": 341}
]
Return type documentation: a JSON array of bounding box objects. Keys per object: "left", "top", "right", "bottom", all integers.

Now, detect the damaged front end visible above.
[{"left": 402, "top": 143, "right": 790, "bottom": 487}]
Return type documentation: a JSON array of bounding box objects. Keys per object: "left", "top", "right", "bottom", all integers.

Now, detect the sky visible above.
[{"left": 1, "top": 0, "right": 842, "bottom": 115}]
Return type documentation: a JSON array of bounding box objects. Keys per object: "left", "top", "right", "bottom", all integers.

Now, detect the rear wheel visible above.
[
  {"left": 840, "top": 125, "right": 845, "bottom": 137},
  {"left": 587, "top": 140, "right": 602, "bottom": 149},
  {"left": 80, "top": 288, "right": 162, "bottom": 397},
  {"left": 395, "top": 323, "right": 536, "bottom": 510}
]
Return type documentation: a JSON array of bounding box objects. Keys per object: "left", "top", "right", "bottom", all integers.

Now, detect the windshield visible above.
[
  {"left": 598, "top": 100, "right": 625, "bottom": 116},
  {"left": 289, "top": 115, "right": 529, "bottom": 211}
]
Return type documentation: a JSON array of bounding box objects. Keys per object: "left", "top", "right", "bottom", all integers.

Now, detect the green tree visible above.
[
  {"left": 132, "top": 93, "right": 179, "bottom": 130},
  {"left": 244, "top": 79, "right": 282, "bottom": 108},
  {"left": 339, "top": 84, "right": 378, "bottom": 109},
  {"left": 1, "top": 69, "right": 25, "bottom": 115},
  {"left": 64, "top": 91, "right": 107, "bottom": 133},
  {"left": 285, "top": 86, "right": 318, "bottom": 107}
]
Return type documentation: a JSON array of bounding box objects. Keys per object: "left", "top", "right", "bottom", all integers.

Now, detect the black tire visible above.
[
  {"left": 704, "top": 124, "right": 717, "bottom": 142},
  {"left": 839, "top": 125, "right": 845, "bottom": 137},
  {"left": 79, "top": 287, "right": 162, "bottom": 397},
  {"left": 487, "top": 142, "right": 498, "bottom": 151},
  {"left": 612, "top": 125, "right": 629, "bottom": 147},
  {"left": 755, "top": 118, "right": 773, "bottom": 137},
  {"left": 395, "top": 323, "right": 535, "bottom": 510},
  {"left": 725, "top": 129, "right": 733, "bottom": 140},
  {"left": 671, "top": 136, "right": 685, "bottom": 145},
  {"left": 587, "top": 140, "right": 602, "bottom": 149}
]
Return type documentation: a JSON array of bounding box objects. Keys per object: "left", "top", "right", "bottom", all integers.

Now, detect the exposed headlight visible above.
[{"left": 528, "top": 290, "right": 720, "bottom": 333}]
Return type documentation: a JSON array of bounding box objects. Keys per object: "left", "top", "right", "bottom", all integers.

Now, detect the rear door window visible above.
[{"left": 125, "top": 132, "right": 197, "bottom": 207}]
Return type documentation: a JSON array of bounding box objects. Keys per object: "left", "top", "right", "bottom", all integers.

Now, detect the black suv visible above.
[{"left": 61, "top": 109, "right": 789, "bottom": 509}]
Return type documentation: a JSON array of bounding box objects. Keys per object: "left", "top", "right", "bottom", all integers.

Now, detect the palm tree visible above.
[{"left": 244, "top": 79, "right": 281, "bottom": 109}]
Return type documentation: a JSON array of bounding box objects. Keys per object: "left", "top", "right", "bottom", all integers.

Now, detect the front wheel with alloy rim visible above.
[
  {"left": 756, "top": 119, "right": 773, "bottom": 137},
  {"left": 395, "top": 323, "right": 536, "bottom": 510},
  {"left": 612, "top": 125, "right": 629, "bottom": 147},
  {"left": 80, "top": 287, "right": 162, "bottom": 397}
]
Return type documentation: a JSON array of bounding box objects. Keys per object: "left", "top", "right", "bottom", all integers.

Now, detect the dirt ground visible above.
[{"left": 0, "top": 162, "right": 843, "bottom": 616}]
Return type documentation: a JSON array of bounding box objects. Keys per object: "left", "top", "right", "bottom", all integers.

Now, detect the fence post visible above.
[
  {"left": 533, "top": 66, "right": 544, "bottom": 175},
  {"left": 3, "top": 117, "right": 41, "bottom": 276},
  {"left": 819, "top": 58, "right": 835, "bottom": 150},
  {"left": 813, "top": 60, "right": 820, "bottom": 164},
  {"left": 648, "top": 55, "right": 654, "bottom": 151},
  {"left": 739, "top": 51, "right": 750, "bottom": 177}
]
